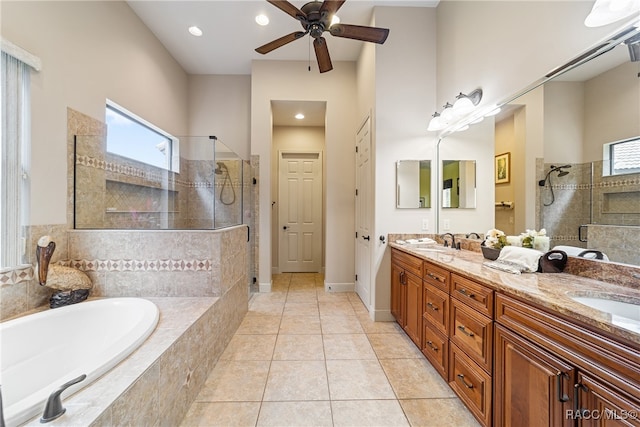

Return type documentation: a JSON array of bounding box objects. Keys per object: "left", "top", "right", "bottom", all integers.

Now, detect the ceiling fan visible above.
[{"left": 255, "top": 0, "right": 390, "bottom": 73}]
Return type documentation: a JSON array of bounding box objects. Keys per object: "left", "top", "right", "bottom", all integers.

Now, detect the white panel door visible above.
[
  {"left": 279, "top": 152, "right": 322, "bottom": 272},
  {"left": 355, "top": 117, "right": 372, "bottom": 307}
]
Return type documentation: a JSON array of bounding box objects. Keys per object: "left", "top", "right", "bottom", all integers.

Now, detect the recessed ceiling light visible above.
[
  {"left": 295, "top": 113, "right": 305, "bottom": 120},
  {"left": 255, "top": 14, "right": 269, "bottom": 26},
  {"left": 188, "top": 26, "right": 203, "bottom": 37}
]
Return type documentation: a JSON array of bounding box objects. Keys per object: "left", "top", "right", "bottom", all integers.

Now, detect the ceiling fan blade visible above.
[
  {"left": 320, "top": 0, "right": 347, "bottom": 17},
  {"left": 329, "top": 23, "right": 389, "bottom": 44},
  {"left": 267, "top": 0, "right": 307, "bottom": 21},
  {"left": 313, "top": 37, "right": 333, "bottom": 73},
  {"left": 256, "top": 31, "right": 306, "bottom": 54}
]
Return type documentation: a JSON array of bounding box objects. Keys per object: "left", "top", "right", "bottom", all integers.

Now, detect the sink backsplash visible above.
[{"left": 388, "top": 233, "right": 640, "bottom": 290}]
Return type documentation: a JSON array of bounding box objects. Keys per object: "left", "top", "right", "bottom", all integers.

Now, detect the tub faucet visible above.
[
  {"left": 40, "top": 374, "right": 87, "bottom": 423},
  {"left": 441, "top": 233, "right": 459, "bottom": 250}
]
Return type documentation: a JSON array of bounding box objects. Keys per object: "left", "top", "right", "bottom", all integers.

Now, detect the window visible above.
[
  {"left": 105, "top": 101, "right": 179, "bottom": 172},
  {"left": 1, "top": 49, "right": 32, "bottom": 268},
  {"left": 604, "top": 137, "right": 640, "bottom": 176}
]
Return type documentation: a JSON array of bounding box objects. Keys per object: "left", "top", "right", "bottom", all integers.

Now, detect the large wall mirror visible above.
[
  {"left": 396, "top": 160, "right": 431, "bottom": 208},
  {"left": 493, "top": 24, "right": 640, "bottom": 267},
  {"left": 442, "top": 160, "right": 476, "bottom": 209}
]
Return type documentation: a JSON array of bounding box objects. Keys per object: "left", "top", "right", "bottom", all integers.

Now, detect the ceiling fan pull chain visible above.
[{"left": 308, "top": 36, "right": 311, "bottom": 72}]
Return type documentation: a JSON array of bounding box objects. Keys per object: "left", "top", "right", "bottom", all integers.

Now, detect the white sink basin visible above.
[{"left": 570, "top": 296, "right": 640, "bottom": 322}]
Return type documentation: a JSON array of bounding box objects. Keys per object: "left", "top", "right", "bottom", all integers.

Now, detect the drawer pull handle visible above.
[
  {"left": 456, "top": 374, "right": 474, "bottom": 389},
  {"left": 457, "top": 325, "right": 475, "bottom": 337},
  {"left": 556, "top": 372, "right": 569, "bottom": 402},
  {"left": 426, "top": 302, "right": 439, "bottom": 311},
  {"left": 427, "top": 273, "right": 443, "bottom": 283},
  {"left": 458, "top": 289, "right": 476, "bottom": 299},
  {"left": 426, "top": 341, "right": 439, "bottom": 352}
]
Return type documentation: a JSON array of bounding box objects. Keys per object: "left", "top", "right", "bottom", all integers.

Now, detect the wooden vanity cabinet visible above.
[
  {"left": 495, "top": 294, "right": 640, "bottom": 427},
  {"left": 494, "top": 323, "right": 575, "bottom": 427},
  {"left": 391, "top": 249, "right": 423, "bottom": 347}
]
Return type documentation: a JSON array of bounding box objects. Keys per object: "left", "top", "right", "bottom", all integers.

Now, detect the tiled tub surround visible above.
[{"left": 19, "top": 292, "right": 247, "bottom": 426}]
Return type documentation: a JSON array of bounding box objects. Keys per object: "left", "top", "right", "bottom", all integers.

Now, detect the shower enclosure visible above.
[
  {"left": 538, "top": 159, "right": 640, "bottom": 265},
  {"left": 73, "top": 135, "right": 248, "bottom": 230}
]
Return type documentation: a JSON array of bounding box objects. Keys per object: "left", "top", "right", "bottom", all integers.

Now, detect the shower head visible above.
[
  {"left": 538, "top": 164, "right": 571, "bottom": 186},
  {"left": 214, "top": 161, "right": 227, "bottom": 175}
]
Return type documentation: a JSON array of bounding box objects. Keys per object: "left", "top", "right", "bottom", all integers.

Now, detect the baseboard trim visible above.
[
  {"left": 323, "top": 281, "right": 354, "bottom": 293},
  {"left": 371, "top": 309, "right": 395, "bottom": 322},
  {"left": 259, "top": 281, "right": 272, "bottom": 293}
]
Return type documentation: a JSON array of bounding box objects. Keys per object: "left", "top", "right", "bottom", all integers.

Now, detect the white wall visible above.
[
  {"left": 1, "top": 1, "right": 189, "bottom": 226},
  {"left": 435, "top": 1, "right": 618, "bottom": 111},
  {"left": 251, "top": 60, "right": 357, "bottom": 289},
  {"left": 370, "top": 7, "right": 437, "bottom": 319},
  {"left": 544, "top": 81, "right": 585, "bottom": 163},
  {"left": 584, "top": 61, "right": 640, "bottom": 161},
  {"left": 188, "top": 75, "right": 251, "bottom": 160}
]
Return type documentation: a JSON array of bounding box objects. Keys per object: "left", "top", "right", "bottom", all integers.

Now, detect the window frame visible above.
[
  {"left": 105, "top": 100, "right": 180, "bottom": 173},
  {"left": 603, "top": 136, "right": 640, "bottom": 176}
]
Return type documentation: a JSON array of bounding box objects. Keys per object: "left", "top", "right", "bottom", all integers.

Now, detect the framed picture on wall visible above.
[{"left": 495, "top": 152, "right": 510, "bottom": 184}]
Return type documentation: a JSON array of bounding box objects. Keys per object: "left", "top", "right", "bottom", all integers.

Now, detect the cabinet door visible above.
[
  {"left": 404, "top": 272, "right": 423, "bottom": 347},
  {"left": 391, "top": 262, "right": 406, "bottom": 326},
  {"left": 494, "top": 324, "right": 575, "bottom": 427},
  {"left": 576, "top": 373, "right": 640, "bottom": 427}
]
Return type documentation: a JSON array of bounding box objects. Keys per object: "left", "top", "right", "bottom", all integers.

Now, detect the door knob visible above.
[{"left": 283, "top": 226, "right": 288, "bottom": 230}]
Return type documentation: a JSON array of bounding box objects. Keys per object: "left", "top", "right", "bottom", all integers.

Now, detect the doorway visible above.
[
  {"left": 355, "top": 116, "right": 372, "bottom": 307},
  {"left": 278, "top": 151, "right": 323, "bottom": 272},
  {"left": 271, "top": 100, "right": 326, "bottom": 274}
]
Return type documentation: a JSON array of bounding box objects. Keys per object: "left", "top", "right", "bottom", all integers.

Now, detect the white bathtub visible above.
[{"left": 0, "top": 298, "right": 159, "bottom": 426}]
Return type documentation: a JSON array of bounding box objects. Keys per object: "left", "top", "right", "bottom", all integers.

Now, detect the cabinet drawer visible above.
[
  {"left": 449, "top": 343, "right": 492, "bottom": 427},
  {"left": 423, "top": 283, "right": 449, "bottom": 335},
  {"left": 422, "top": 322, "right": 448, "bottom": 380},
  {"left": 450, "top": 298, "right": 493, "bottom": 373},
  {"left": 423, "top": 261, "right": 449, "bottom": 292},
  {"left": 391, "top": 249, "right": 423, "bottom": 278},
  {"left": 451, "top": 273, "right": 494, "bottom": 317}
]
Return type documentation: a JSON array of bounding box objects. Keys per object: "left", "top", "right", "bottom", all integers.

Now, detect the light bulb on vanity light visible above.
[
  {"left": 427, "top": 112, "right": 446, "bottom": 131},
  {"left": 440, "top": 102, "right": 455, "bottom": 123}
]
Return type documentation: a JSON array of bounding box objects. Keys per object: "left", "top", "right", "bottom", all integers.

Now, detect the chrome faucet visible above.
[
  {"left": 40, "top": 374, "right": 86, "bottom": 423},
  {"left": 441, "top": 233, "right": 459, "bottom": 250}
]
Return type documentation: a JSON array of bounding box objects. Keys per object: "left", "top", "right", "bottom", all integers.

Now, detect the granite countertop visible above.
[{"left": 389, "top": 242, "right": 640, "bottom": 347}]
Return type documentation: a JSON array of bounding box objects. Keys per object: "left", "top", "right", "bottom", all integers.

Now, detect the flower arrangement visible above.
[
  {"left": 484, "top": 229, "right": 507, "bottom": 250},
  {"left": 520, "top": 228, "right": 546, "bottom": 249}
]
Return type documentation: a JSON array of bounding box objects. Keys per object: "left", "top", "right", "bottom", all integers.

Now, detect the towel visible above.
[
  {"left": 406, "top": 238, "right": 437, "bottom": 245},
  {"left": 498, "top": 246, "right": 544, "bottom": 272},
  {"left": 484, "top": 246, "right": 543, "bottom": 274}
]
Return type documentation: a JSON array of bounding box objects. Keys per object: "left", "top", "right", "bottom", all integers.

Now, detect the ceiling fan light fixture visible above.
[
  {"left": 255, "top": 14, "right": 270, "bottom": 26},
  {"left": 330, "top": 15, "right": 341, "bottom": 27},
  {"left": 188, "top": 26, "right": 203, "bottom": 37}
]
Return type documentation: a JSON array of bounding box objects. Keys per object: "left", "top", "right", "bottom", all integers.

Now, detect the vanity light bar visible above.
[{"left": 427, "top": 88, "right": 483, "bottom": 133}]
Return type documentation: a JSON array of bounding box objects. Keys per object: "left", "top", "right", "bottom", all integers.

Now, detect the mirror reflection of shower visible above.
[
  {"left": 215, "top": 161, "right": 236, "bottom": 205},
  {"left": 538, "top": 164, "right": 571, "bottom": 206}
]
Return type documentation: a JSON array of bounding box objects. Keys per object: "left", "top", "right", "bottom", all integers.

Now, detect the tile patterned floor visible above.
[{"left": 181, "top": 273, "right": 480, "bottom": 427}]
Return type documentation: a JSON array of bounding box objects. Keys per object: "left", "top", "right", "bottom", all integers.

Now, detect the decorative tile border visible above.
[
  {"left": 0, "top": 265, "right": 35, "bottom": 285},
  {"left": 59, "top": 258, "right": 213, "bottom": 272}
]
